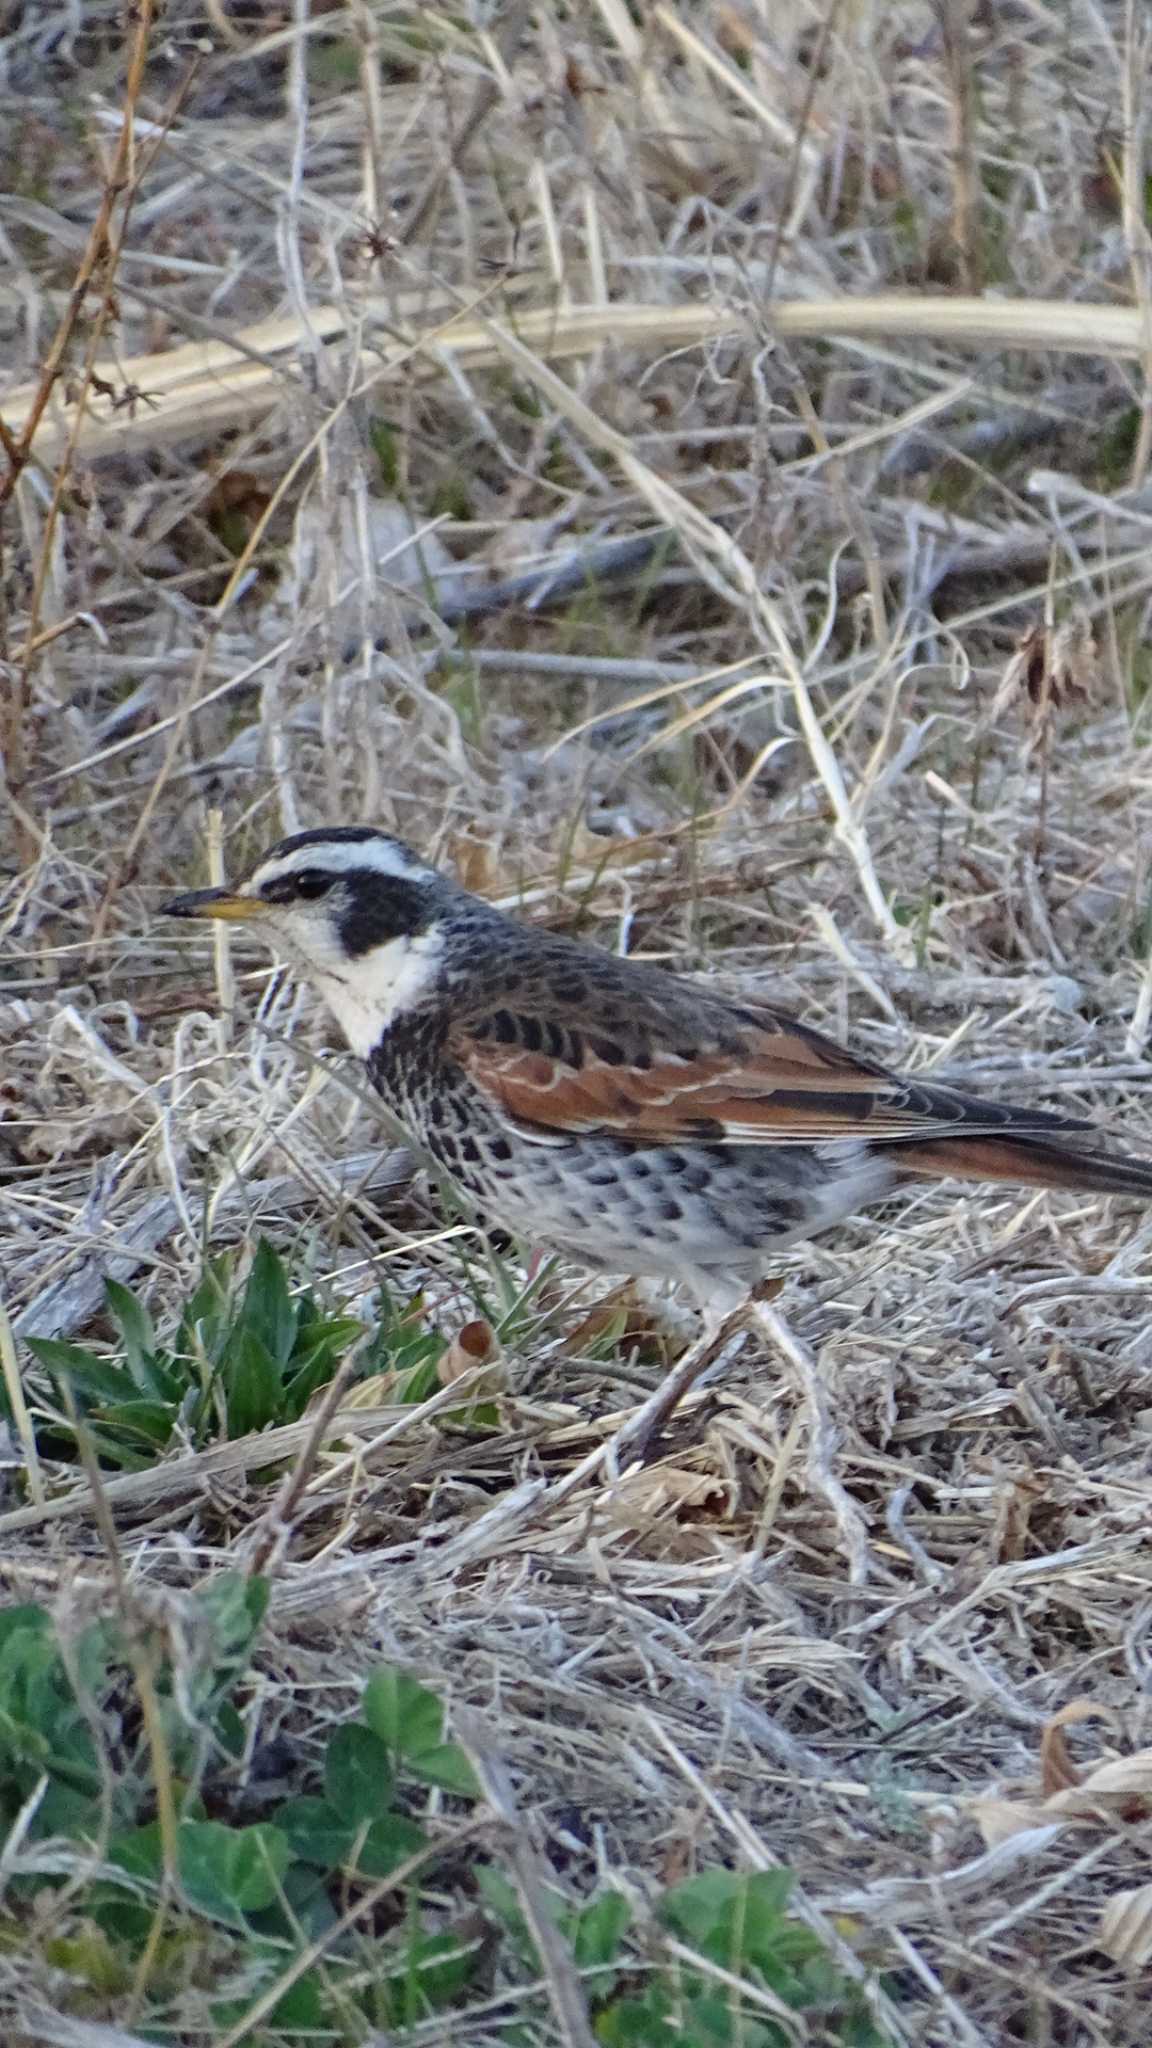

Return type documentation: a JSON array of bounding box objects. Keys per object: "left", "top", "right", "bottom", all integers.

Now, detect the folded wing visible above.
[{"left": 451, "top": 999, "right": 1107, "bottom": 1152}]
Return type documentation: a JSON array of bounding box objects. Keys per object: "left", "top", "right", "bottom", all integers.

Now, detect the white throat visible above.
[{"left": 308, "top": 927, "right": 444, "bottom": 1058}]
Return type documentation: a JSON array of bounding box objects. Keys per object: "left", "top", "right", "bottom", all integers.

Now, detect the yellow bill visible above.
[{"left": 162, "top": 888, "right": 265, "bottom": 921}]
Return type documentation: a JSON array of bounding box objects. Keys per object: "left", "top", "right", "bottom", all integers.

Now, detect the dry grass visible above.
[{"left": 4, "top": 0, "right": 1152, "bottom": 2039}]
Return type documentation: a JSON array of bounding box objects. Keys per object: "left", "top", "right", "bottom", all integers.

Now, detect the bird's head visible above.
[{"left": 162, "top": 826, "right": 454, "bottom": 1052}]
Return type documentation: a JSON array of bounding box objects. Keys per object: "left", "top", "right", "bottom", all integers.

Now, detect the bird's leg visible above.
[
  {"left": 545, "top": 1303, "right": 744, "bottom": 1508},
  {"left": 613, "top": 1302, "right": 743, "bottom": 1468},
  {"left": 746, "top": 1296, "right": 876, "bottom": 1587}
]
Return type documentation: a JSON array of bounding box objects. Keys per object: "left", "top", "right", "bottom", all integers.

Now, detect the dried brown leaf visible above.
[
  {"left": 1046, "top": 1749, "right": 1152, "bottom": 1822},
  {"left": 1097, "top": 1883, "right": 1152, "bottom": 1971},
  {"left": 1039, "top": 1698, "right": 1120, "bottom": 1798},
  {"left": 990, "top": 609, "right": 1104, "bottom": 755},
  {"left": 608, "top": 1462, "right": 736, "bottom": 1528},
  {"left": 560, "top": 1285, "right": 673, "bottom": 1362},
  {"left": 439, "top": 1318, "right": 504, "bottom": 1389},
  {"left": 971, "top": 1797, "right": 1058, "bottom": 1848}
]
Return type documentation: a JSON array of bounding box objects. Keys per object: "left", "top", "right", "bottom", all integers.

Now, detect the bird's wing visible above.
[{"left": 449, "top": 997, "right": 1093, "bottom": 1149}]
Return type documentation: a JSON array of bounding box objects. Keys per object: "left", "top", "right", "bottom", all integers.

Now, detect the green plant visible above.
[
  {"left": 481, "top": 1863, "right": 890, "bottom": 2048},
  {"left": 0, "top": 1575, "right": 267, "bottom": 1842},
  {"left": 0, "top": 1586, "right": 487, "bottom": 2036},
  {"left": 0, "top": 1585, "right": 896, "bottom": 2044},
  {"left": 23, "top": 1241, "right": 377, "bottom": 1468}
]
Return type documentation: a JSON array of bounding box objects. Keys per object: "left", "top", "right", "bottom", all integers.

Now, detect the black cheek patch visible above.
[{"left": 337, "top": 874, "right": 433, "bottom": 956}]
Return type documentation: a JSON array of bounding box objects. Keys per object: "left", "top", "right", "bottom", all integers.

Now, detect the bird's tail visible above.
[{"left": 888, "top": 1133, "right": 1152, "bottom": 1200}]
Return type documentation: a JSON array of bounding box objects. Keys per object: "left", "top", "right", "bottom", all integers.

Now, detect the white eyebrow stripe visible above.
[{"left": 248, "top": 837, "right": 436, "bottom": 889}]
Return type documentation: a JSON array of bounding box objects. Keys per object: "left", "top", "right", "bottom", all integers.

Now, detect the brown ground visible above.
[{"left": 3, "top": 2, "right": 1152, "bottom": 2041}]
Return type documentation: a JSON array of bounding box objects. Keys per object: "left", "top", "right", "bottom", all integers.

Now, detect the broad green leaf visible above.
[
  {"left": 196, "top": 1570, "right": 268, "bottom": 1664},
  {"left": 574, "top": 1890, "right": 631, "bottom": 1969},
  {"left": 222, "top": 1329, "right": 282, "bottom": 1437},
  {"left": 27, "top": 1338, "right": 137, "bottom": 1405},
  {"left": 238, "top": 1240, "right": 297, "bottom": 1367},
  {"left": 659, "top": 1867, "right": 794, "bottom": 1958},
  {"left": 96, "top": 1400, "right": 176, "bottom": 1450},
  {"left": 406, "top": 1741, "right": 479, "bottom": 1798},
  {"left": 277, "top": 1796, "right": 356, "bottom": 1871},
  {"left": 362, "top": 1669, "right": 443, "bottom": 1758},
  {"left": 103, "top": 1281, "right": 157, "bottom": 1388},
  {"left": 0, "top": 1606, "right": 50, "bottom": 1653},
  {"left": 325, "top": 1723, "right": 394, "bottom": 1823},
  {"left": 355, "top": 1812, "right": 427, "bottom": 1878},
  {"left": 35, "top": 1773, "right": 105, "bottom": 1836},
  {"left": 377, "top": 1927, "right": 484, "bottom": 2023},
  {"left": 108, "top": 1822, "right": 165, "bottom": 1882},
  {"left": 178, "top": 1819, "right": 291, "bottom": 1917}
]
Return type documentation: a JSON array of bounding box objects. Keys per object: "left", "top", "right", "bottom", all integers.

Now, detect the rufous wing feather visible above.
[{"left": 448, "top": 1000, "right": 1152, "bottom": 1200}]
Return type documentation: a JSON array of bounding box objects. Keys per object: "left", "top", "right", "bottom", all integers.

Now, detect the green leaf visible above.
[
  {"left": 362, "top": 1668, "right": 443, "bottom": 1758},
  {"left": 27, "top": 1337, "right": 136, "bottom": 1405},
  {"left": 179, "top": 1257, "right": 232, "bottom": 1359},
  {"left": 355, "top": 1811, "right": 427, "bottom": 1878},
  {"left": 280, "top": 1327, "right": 360, "bottom": 1418},
  {"left": 102, "top": 1281, "right": 157, "bottom": 1388},
  {"left": 659, "top": 1867, "right": 794, "bottom": 1961},
  {"left": 222, "top": 1329, "right": 282, "bottom": 1437},
  {"left": 378, "top": 1927, "right": 484, "bottom": 2023},
  {"left": 324, "top": 1723, "right": 395, "bottom": 1823},
  {"left": 0, "top": 1605, "right": 50, "bottom": 1654},
  {"left": 96, "top": 1400, "right": 176, "bottom": 1450},
  {"left": 196, "top": 1570, "right": 268, "bottom": 1665},
  {"left": 276, "top": 1795, "right": 356, "bottom": 1871},
  {"left": 596, "top": 1987, "right": 785, "bottom": 2048},
  {"left": 108, "top": 1822, "right": 165, "bottom": 1882},
  {"left": 406, "top": 1741, "right": 480, "bottom": 1798},
  {"left": 238, "top": 1240, "right": 297, "bottom": 1367},
  {"left": 475, "top": 1865, "right": 523, "bottom": 1933},
  {"left": 213, "top": 1701, "right": 245, "bottom": 1760},
  {"left": 574, "top": 1890, "right": 631, "bottom": 1970},
  {"left": 178, "top": 1819, "right": 291, "bottom": 1918},
  {"left": 388, "top": 1354, "right": 442, "bottom": 1405}
]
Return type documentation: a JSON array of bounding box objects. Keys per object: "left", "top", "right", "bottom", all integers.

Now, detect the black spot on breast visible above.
[
  {"left": 487, "top": 1136, "right": 513, "bottom": 1163},
  {"left": 664, "top": 1153, "right": 711, "bottom": 1193},
  {"left": 460, "top": 1137, "right": 482, "bottom": 1165},
  {"left": 658, "top": 1199, "right": 682, "bottom": 1223},
  {"left": 520, "top": 1016, "right": 544, "bottom": 1052},
  {"left": 491, "top": 1011, "right": 519, "bottom": 1044}
]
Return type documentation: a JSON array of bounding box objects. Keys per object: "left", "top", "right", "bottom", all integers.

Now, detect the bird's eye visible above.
[{"left": 293, "top": 871, "right": 333, "bottom": 901}]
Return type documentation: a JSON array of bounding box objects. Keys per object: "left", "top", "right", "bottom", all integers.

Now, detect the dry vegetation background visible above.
[{"left": 3, "top": 0, "right": 1152, "bottom": 2041}]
